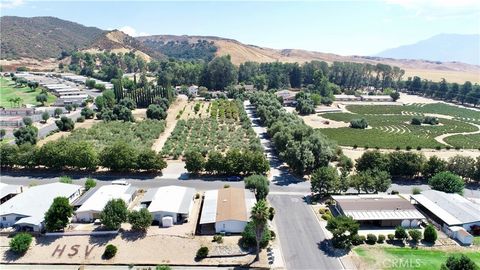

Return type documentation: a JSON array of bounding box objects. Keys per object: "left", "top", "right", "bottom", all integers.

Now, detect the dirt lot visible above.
[
  {"left": 0, "top": 233, "right": 266, "bottom": 267},
  {"left": 151, "top": 95, "right": 188, "bottom": 153}
]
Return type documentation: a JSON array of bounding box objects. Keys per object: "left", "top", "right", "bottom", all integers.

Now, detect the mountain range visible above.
[
  {"left": 1, "top": 16, "right": 479, "bottom": 83},
  {"left": 376, "top": 34, "right": 480, "bottom": 66}
]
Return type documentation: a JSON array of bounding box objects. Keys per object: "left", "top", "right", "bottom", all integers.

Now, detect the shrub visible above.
[
  {"left": 224, "top": 184, "right": 230, "bottom": 188},
  {"left": 350, "top": 118, "right": 368, "bottom": 129},
  {"left": 387, "top": 234, "right": 395, "bottom": 241},
  {"left": 76, "top": 116, "right": 85, "bottom": 123},
  {"left": 390, "top": 190, "right": 399, "bottom": 195},
  {"left": 85, "top": 177, "right": 96, "bottom": 191},
  {"left": 435, "top": 146, "right": 442, "bottom": 151},
  {"left": 128, "top": 208, "right": 153, "bottom": 231},
  {"left": 395, "top": 146, "right": 401, "bottom": 151},
  {"left": 351, "top": 234, "right": 364, "bottom": 246},
  {"left": 9, "top": 233, "right": 33, "bottom": 254},
  {"left": 377, "top": 234, "right": 386, "bottom": 243},
  {"left": 195, "top": 193, "right": 200, "bottom": 199},
  {"left": 408, "top": 229, "right": 422, "bottom": 244},
  {"left": 196, "top": 246, "right": 209, "bottom": 260},
  {"left": 366, "top": 234, "right": 377, "bottom": 245},
  {"left": 416, "top": 146, "right": 422, "bottom": 151},
  {"left": 241, "top": 221, "right": 271, "bottom": 249},
  {"left": 359, "top": 235, "right": 366, "bottom": 243},
  {"left": 213, "top": 234, "right": 223, "bottom": 243},
  {"left": 423, "top": 116, "right": 439, "bottom": 125},
  {"left": 55, "top": 116, "right": 75, "bottom": 131},
  {"left": 406, "top": 146, "right": 412, "bottom": 151},
  {"left": 395, "top": 226, "right": 408, "bottom": 241},
  {"left": 321, "top": 213, "right": 333, "bottom": 221},
  {"left": 446, "top": 146, "right": 452, "bottom": 150},
  {"left": 59, "top": 176, "right": 72, "bottom": 184},
  {"left": 318, "top": 208, "right": 326, "bottom": 214},
  {"left": 411, "top": 117, "right": 422, "bottom": 125},
  {"left": 353, "top": 144, "right": 358, "bottom": 149},
  {"left": 455, "top": 146, "right": 461, "bottom": 151},
  {"left": 103, "top": 244, "right": 117, "bottom": 259},
  {"left": 428, "top": 171, "right": 464, "bottom": 194},
  {"left": 412, "top": 187, "right": 422, "bottom": 195},
  {"left": 423, "top": 224, "right": 438, "bottom": 244},
  {"left": 80, "top": 107, "right": 95, "bottom": 119},
  {"left": 155, "top": 266, "right": 172, "bottom": 270}
]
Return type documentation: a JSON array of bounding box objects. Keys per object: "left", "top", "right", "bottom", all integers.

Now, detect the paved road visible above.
[
  {"left": 38, "top": 110, "right": 82, "bottom": 139},
  {"left": 269, "top": 194, "right": 343, "bottom": 270}
]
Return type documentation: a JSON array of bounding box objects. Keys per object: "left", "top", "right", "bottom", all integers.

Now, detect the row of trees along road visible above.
[{"left": 310, "top": 150, "right": 480, "bottom": 198}]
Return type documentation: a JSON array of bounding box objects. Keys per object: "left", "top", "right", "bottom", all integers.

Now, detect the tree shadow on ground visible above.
[
  {"left": 120, "top": 230, "right": 146, "bottom": 242},
  {"left": 2, "top": 249, "right": 24, "bottom": 262},
  {"left": 35, "top": 235, "right": 58, "bottom": 246},
  {"left": 317, "top": 239, "right": 350, "bottom": 258},
  {"left": 0, "top": 169, "right": 159, "bottom": 181},
  {"left": 88, "top": 234, "right": 116, "bottom": 246}
]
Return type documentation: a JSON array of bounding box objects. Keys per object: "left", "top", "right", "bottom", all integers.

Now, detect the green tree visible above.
[
  {"left": 65, "top": 104, "right": 73, "bottom": 113},
  {"left": 205, "top": 151, "right": 224, "bottom": 174},
  {"left": 100, "top": 199, "right": 128, "bottom": 230},
  {"left": 146, "top": 104, "right": 167, "bottom": 120},
  {"left": 184, "top": 151, "right": 205, "bottom": 174},
  {"left": 55, "top": 116, "right": 75, "bottom": 131},
  {"left": 22, "top": 117, "right": 33, "bottom": 126},
  {"left": 428, "top": 171, "right": 464, "bottom": 194},
  {"left": 54, "top": 108, "right": 63, "bottom": 118},
  {"left": 128, "top": 208, "right": 153, "bottom": 231},
  {"left": 36, "top": 93, "right": 48, "bottom": 106},
  {"left": 103, "top": 244, "right": 117, "bottom": 259},
  {"left": 355, "top": 151, "right": 389, "bottom": 172},
  {"left": 100, "top": 141, "right": 137, "bottom": 171},
  {"left": 422, "top": 156, "right": 447, "bottom": 179},
  {"left": 441, "top": 254, "right": 478, "bottom": 270},
  {"left": 14, "top": 126, "right": 38, "bottom": 145},
  {"left": 206, "top": 55, "right": 237, "bottom": 90},
  {"left": 326, "top": 215, "right": 359, "bottom": 249},
  {"left": 9, "top": 233, "right": 33, "bottom": 254},
  {"left": 59, "top": 176, "right": 72, "bottom": 184},
  {"left": 244, "top": 175, "right": 269, "bottom": 200},
  {"left": 423, "top": 224, "right": 437, "bottom": 244},
  {"left": 80, "top": 107, "right": 95, "bottom": 119},
  {"left": 310, "top": 166, "right": 339, "bottom": 198},
  {"left": 349, "top": 169, "right": 391, "bottom": 194},
  {"left": 136, "top": 149, "right": 167, "bottom": 172},
  {"left": 85, "top": 177, "right": 96, "bottom": 191},
  {"left": 447, "top": 155, "right": 476, "bottom": 180},
  {"left": 44, "top": 196, "right": 74, "bottom": 232},
  {"left": 41, "top": 111, "right": 50, "bottom": 123},
  {"left": 388, "top": 152, "right": 425, "bottom": 178},
  {"left": 250, "top": 199, "right": 270, "bottom": 261},
  {"left": 0, "top": 129, "right": 6, "bottom": 140}
]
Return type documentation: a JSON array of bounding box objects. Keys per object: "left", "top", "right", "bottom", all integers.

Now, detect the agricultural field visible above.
[
  {"left": 0, "top": 77, "right": 56, "bottom": 108},
  {"left": 353, "top": 247, "right": 480, "bottom": 270},
  {"left": 317, "top": 103, "right": 480, "bottom": 149},
  {"left": 162, "top": 99, "right": 261, "bottom": 158},
  {"left": 64, "top": 119, "right": 166, "bottom": 150}
]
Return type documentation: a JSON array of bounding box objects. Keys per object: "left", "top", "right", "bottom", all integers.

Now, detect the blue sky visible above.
[{"left": 1, "top": 0, "right": 479, "bottom": 55}]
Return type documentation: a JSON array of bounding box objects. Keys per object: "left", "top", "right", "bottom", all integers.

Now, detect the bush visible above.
[
  {"left": 377, "top": 234, "right": 386, "bottom": 243},
  {"left": 408, "top": 229, "right": 422, "bottom": 244},
  {"left": 412, "top": 187, "right": 422, "bottom": 195},
  {"left": 103, "top": 244, "right": 117, "bottom": 259},
  {"left": 351, "top": 234, "right": 364, "bottom": 246},
  {"left": 59, "top": 176, "right": 72, "bottom": 184},
  {"left": 387, "top": 234, "right": 395, "bottom": 241},
  {"left": 350, "top": 118, "right": 368, "bottom": 129},
  {"left": 435, "top": 146, "right": 442, "bottom": 151},
  {"left": 423, "top": 224, "right": 438, "bottom": 244},
  {"left": 366, "top": 234, "right": 377, "bottom": 245},
  {"left": 196, "top": 246, "right": 209, "bottom": 260},
  {"left": 55, "top": 116, "right": 75, "bottom": 131},
  {"left": 84, "top": 177, "right": 96, "bottom": 191},
  {"left": 155, "top": 266, "right": 172, "bottom": 270},
  {"left": 395, "top": 146, "right": 401, "bottom": 151},
  {"left": 321, "top": 213, "right": 333, "bottom": 221},
  {"left": 241, "top": 221, "right": 271, "bottom": 249},
  {"left": 390, "top": 190, "right": 399, "bottom": 195},
  {"left": 423, "top": 116, "right": 439, "bottom": 125},
  {"left": 318, "top": 208, "right": 326, "bottom": 214},
  {"left": 406, "top": 146, "right": 412, "bottom": 151},
  {"left": 411, "top": 117, "right": 422, "bottom": 125},
  {"left": 353, "top": 144, "right": 358, "bottom": 149},
  {"left": 395, "top": 226, "right": 408, "bottom": 241},
  {"left": 80, "top": 107, "right": 95, "bottom": 119},
  {"left": 213, "top": 234, "right": 223, "bottom": 243},
  {"left": 428, "top": 171, "right": 464, "bottom": 194},
  {"left": 9, "top": 233, "right": 33, "bottom": 254},
  {"left": 416, "top": 146, "right": 422, "bottom": 151},
  {"left": 76, "top": 116, "right": 85, "bottom": 123},
  {"left": 446, "top": 146, "right": 452, "bottom": 150},
  {"left": 128, "top": 208, "right": 153, "bottom": 231}
]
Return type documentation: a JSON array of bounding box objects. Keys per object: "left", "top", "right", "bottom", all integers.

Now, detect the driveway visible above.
[{"left": 269, "top": 194, "right": 344, "bottom": 270}]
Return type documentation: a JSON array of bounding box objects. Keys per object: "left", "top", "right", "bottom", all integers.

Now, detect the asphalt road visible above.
[{"left": 269, "top": 194, "right": 343, "bottom": 270}]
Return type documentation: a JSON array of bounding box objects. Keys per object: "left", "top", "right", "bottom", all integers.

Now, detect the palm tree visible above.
[{"left": 250, "top": 199, "right": 270, "bottom": 262}]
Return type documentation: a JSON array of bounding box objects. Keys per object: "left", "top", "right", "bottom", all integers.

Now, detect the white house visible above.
[
  {"left": 188, "top": 85, "right": 199, "bottom": 96},
  {"left": 411, "top": 190, "right": 480, "bottom": 232},
  {"left": 199, "top": 188, "right": 256, "bottom": 234},
  {"left": 142, "top": 186, "right": 196, "bottom": 226},
  {"left": 75, "top": 184, "right": 136, "bottom": 222},
  {"left": 333, "top": 94, "right": 361, "bottom": 101},
  {"left": 0, "top": 183, "right": 82, "bottom": 232},
  {"left": 0, "top": 183, "right": 24, "bottom": 204},
  {"left": 360, "top": 95, "right": 393, "bottom": 102}
]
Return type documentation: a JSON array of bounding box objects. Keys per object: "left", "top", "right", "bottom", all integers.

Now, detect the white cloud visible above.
[
  {"left": 384, "top": 0, "right": 480, "bottom": 18},
  {"left": 0, "top": 0, "right": 25, "bottom": 9},
  {"left": 118, "top": 26, "right": 149, "bottom": 37}
]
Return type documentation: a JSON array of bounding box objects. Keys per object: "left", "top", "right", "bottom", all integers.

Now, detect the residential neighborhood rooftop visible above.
[{"left": 146, "top": 186, "right": 196, "bottom": 214}]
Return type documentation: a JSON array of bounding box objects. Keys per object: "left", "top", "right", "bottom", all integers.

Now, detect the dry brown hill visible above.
[{"left": 140, "top": 34, "right": 479, "bottom": 83}]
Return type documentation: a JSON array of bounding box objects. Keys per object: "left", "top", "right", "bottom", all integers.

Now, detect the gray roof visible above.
[
  {"left": 141, "top": 187, "right": 158, "bottom": 203},
  {"left": 0, "top": 183, "right": 82, "bottom": 226},
  {"left": 411, "top": 190, "right": 480, "bottom": 226},
  {"left": 72, "top": 187, "right": 99, "bottom": 207}
]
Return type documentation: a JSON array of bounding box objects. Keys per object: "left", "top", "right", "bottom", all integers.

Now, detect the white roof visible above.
[
  {"left": 411, "top": 190, "right": 480, "bottom": 226},
  {"left": 60, "top": 94, "right": 88, "bottom": 99},
  {"left": 147, "top": 186, "right": 196, "bottom": 214},
  {"left": 360, "top": 95, "right": 393, "bottom": 99},
  {"left": 342, "top": 210, "right": 425, "bottom": 220},
  {"left": 334, "top": 94, "right": 359, "bottom": 99},
  {"left": 76, "top": 184, "right": 134, "bottom": 214},
  {"left": 0, "top": 183, "right": 23, "bottom": 200},
  {"left": 199, "top": 190, "right": 218, "bottom": 224},
  {"left": 244, "top": 189, "right": 256, "bottom": 219},
  {"left": 0, "top": 183, "right": 81, "bottom": 226}
]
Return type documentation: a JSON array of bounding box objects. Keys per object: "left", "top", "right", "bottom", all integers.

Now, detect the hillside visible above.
[
  {"left": 140, "top": 34, "right": 480, "bottom": 83},
  {"left": 0, "top": 16, "right": 104, "bottom": 60},
  {"left": 83, "top": 30, "right": 162, "bottom": 61},
  {"left": 376, "top": 34, "right": 480, "bottom": 66}
]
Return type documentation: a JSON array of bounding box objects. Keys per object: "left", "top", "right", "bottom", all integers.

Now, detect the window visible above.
[{"left": 2, "top": 217, "right": 6, "bottom": 221}]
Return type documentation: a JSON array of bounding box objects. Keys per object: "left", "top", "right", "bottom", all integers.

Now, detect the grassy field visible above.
[
  {"left": 354, "top": 247, "right": 480, "bottom": 270},
  {"left": 318, "top": 103, "right": 480, "bottom": 149},
  {"left": 64, "top": 119, "right": 165, "bottom": 151},
  {"left": 0, "top": 77, "right": 56, "bottom": 108},
  {"left": 162, "top": 99, "right": 261, "bottom": 158}
]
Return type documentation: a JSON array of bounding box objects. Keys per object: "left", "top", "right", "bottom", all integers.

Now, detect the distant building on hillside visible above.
[{"left": 275, "top": 90, "right": 297, "bottom": 106}]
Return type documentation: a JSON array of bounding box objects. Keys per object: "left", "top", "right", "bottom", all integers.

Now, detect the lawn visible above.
[
  {"left": 354, "top": 247, "right": 480, "bottom": 270},
  {"left": 0, "top": 77, "right": 56, "bottom": 108},
  {"left": 474, "top": 237, "right": 480, "bottom": 246},
  {"left": 161, "top": 99, "right": 261, "bottom": 158},
  {"left": 317, "top": 103, "right": 480, "bottom": 149},
  {"left": 64, "top": 119, "right": 166, "bottom": 151}
]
